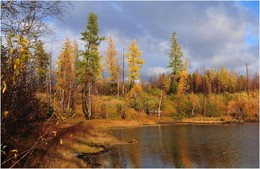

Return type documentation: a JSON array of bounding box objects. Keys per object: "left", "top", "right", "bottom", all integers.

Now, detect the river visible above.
[{"left": 84, "top": 123, "right": 259, "bottom": 168}]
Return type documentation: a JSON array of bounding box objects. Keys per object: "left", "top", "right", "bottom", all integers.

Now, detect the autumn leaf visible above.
[
  {"left": 2, "top": 81, "right": 7, "bottom": 94},
  {"left": 53, "top": 131, "right": 57, "bottom": 136},
  {"left": 10, "top": 149, "right": 18, "bottom": 153},
  {"left": 3, "top": 111, "right": 9, "bottom": 118},
  {"left": 10, "top": 48, "right": 14, "bottom": 54}
]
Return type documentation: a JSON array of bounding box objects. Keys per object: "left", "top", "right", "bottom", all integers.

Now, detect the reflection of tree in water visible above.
[
  {"left": 106, "top": 124, "right": 255, "bottom": 168},
  {"left": 156, "top": 125, "right": 183, "bottom": 167},
  {"left": 125, "top": 130, "right": 141, "bottom": 167},
  {"left": 178, "top": 126, "right": 191, "bottom": 168},
  {"left": 110, "top": 146, "right": 127, "bottom": 168},
  {"left": 127, "top": 144, "right": 141, "bottom": 167},
  {"left": 188, "top": 125, "right": 234, "bottom": 168},
  {"left": 158, "top": 125, "right": 192, "bottom": 167}
]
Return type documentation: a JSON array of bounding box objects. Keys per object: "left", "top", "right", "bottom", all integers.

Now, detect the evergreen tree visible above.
[
  {"left": 79, "top": 12, "right": 105, "bottom": 119},
  {"left": 168, "top": 32, "right": 184, "bottom": 94},
  {"left": 34, "top": 40, "right": 49, "bottom": 91}
]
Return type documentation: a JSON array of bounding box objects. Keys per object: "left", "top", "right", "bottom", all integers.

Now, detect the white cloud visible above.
[{"left": 45, "top": 1, "right": 258, "bottom": 78}]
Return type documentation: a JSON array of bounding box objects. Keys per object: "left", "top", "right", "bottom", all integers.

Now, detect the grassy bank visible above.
[
  {"left": 33, "top": 119, "right": 156, "bottom": 168},
  {"left": 30, "top": 116, "right": 258, "bottom": 168}
]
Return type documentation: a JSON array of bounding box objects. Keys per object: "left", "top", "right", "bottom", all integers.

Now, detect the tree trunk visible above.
[
  {"left": 158, "top": 86, "right": 163, "bottom": 119},
  {"left": 87, "top": 82, "right": 92, "bottom": 119},
  {"left": 122, "top": 48, "right": 125, "bottom": 96},
  {"left": 62, "top": 89, "right": 65, "bottom": 113},
  {"left": 191, "top": 102, "right": 195, "bottom": 117},
  {"left": 117, "top": 77, "right": 120, "bottom": 99},
  {"left": 246, "top": 63, "right": 249, "bottom": 95},
  {"left": 82, "top": 87, "right": 88, "bottom": 119},
  {"left": 67, "top": 80, "right": 72, "bottom": 114},
  {"left": 48, "top": 45, "right": 52, "bottom": 108}
]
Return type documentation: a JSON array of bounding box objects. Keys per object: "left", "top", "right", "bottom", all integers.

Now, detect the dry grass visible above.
[
  {"left": 38, "top": 120, "right": 121, "bottom": 167},
  {"left": 38, "top": 118, "right": 159, "bottom": 168},
  {"left": 181, "top": 117, "right": 224, "bottom": 124}
]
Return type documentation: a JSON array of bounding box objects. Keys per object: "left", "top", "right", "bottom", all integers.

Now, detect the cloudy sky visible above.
[{"left": 46, "top": 1, "right": 259, "bottom": 80}]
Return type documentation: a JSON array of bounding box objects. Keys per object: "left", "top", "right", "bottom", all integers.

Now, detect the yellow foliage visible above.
[
  {"left": 177, "top": 60, "right": 189, "bottom": 95},
  {"left": 129, "top": 84, "right": 143, "bottom": 98},
  {"left": 53, "top": 131, "right": 57, "bottom": 136},
  {"left": 10, "top": 48, "right": 14, "bottom": 54},
  {"left": 2, "top": 81, "right": 7, "bottom": 94},
  {"left": 126, "top": 39, "right": 144, "bottom": 81},
  {"left": 105, "top": 36, "right": 120, "bottom": 82},
  {"left": 3, "top": 111, "right": 9, "bottom": 118}
]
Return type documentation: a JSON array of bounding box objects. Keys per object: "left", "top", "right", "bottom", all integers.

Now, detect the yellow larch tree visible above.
[
  {"left": 105, "top": 36, "right": 120, "bottom": 95},
  {"left": 177, "top": 60, "right": 189, "bottom": 96},
  {"left": 56, "top": 37, "right": 77, "bottom": 115},
  {"left": 126, "top": 39, "right": 144, "bottom": 109},
  {"left": 125, "top": 39, "right": 144, "bottom": 86}
]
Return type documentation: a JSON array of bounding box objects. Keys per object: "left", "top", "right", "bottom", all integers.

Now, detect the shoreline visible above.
[{"left": 39, "top": 117, "right": 258, "bottom": 168}]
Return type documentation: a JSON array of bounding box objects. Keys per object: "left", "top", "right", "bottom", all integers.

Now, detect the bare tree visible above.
[{"left": 1, "top": 1, "right": 70, "bottom": 40}]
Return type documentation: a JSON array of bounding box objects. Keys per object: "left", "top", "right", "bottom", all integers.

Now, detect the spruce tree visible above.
[
  {"left": 168, "top": 32, "right": 184, "bottom": 94},
  {"left": 34, "top": 40, "right": 49, "bottom": 91},
  {"left": 79, "top": 12, "right": 105, "bottom": 119}
]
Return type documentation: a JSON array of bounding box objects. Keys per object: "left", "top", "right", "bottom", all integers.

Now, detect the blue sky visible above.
[
  {"left": 239, "top": 1, "right": 259, "bottom": 16},
  {"left": 239, "top": 1, "right": 259, "bottom": 46},
  {"left": 45, "top": 1, "right": 259, "bottom": 79}
]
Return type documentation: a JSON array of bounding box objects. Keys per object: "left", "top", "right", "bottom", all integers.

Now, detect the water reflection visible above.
[{"left": 98, "top": 123, "right": 259, "bottom": 168}]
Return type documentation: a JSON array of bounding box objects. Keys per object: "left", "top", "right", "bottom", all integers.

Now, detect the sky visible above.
[{"left": 45, "top": 1, "right": 259, "bottom": 80}]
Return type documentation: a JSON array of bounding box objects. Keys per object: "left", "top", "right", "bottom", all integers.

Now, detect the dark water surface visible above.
[{"left": 91, "top": 123, "right": 259, "bottom": 168}]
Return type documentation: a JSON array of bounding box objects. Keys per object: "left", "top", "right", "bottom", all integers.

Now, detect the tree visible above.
[
  {"left": 1, "top": 32, "right": 42, "bottom": 147},
  {"left": 105, "top": 36, "right": 120, "bottom": 96},
  {"left": 56, "top": 38, "right": 76, "bottom": 115},
  {"left": 1, "top": 2, "right": 69, "bottom": 167},
  {"left": 177, "top": 60, "right": 189, "bottom": 96},
  {"left": 218, "top": 67, "right": 230, "bottom": 93},
  {"left": 168, "top": 32, "right": 184, "bottom": 94},
  {"left": 251, "top": 72, "right": 259, "bottom": 91},
  {"left": 79, "top": 12, "right": 105, "bottom": 119},
  {"left": 34, "top": 40, "right": 49, "bottom": 91},
  {"left": 1, "top": 1, "right": 69, "bottom": 41},
  {"left": 125, "top": 39, "right": 144, "bottom": 86}
]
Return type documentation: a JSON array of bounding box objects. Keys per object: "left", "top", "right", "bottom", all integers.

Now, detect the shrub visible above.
[
  {"left": 227, "top": 92, "right": 259, "bottom": 119},
  {"left": 125, "top": 108, "right": 147, "bottom": 119},
  {"left": 161, "top": 98, "right": 176, "bottom": 117},
  {"left": 91, "top": 96, "right": 127, "bottom": 119}
]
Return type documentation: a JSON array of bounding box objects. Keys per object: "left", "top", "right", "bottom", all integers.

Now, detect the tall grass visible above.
[{"left": 72, "top": 91, "right": 258, "bottom": 121}]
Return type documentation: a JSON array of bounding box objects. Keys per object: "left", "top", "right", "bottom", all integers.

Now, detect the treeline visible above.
[{"left": 146, "top": 67, "right": 259, "bottom": 95}]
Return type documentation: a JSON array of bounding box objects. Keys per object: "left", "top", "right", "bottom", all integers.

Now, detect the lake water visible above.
[{"left": 87, "top": 123, "right": 259, "bottom": 168}]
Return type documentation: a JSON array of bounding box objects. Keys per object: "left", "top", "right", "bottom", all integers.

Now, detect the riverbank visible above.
[
  {"left": 35, "top": 117, "right": 258, "bottom": 167},
  {"left": 37, "top": 119, "right": 157, "bottom": 167}
]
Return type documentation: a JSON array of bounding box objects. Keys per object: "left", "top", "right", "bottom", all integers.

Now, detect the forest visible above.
[{"left": 1, "top": 1, "right": 259, "bottom": 168}]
